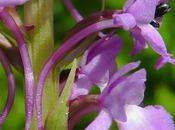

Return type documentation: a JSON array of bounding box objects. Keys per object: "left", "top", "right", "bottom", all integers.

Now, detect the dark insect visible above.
[
  {"left": 150, "top": 20, "right": 160, "bottom": 28},
  {"left": 150, "top": 3, "right": 171, "bottom": 28},
  {"left": 155, "top": 3, "right": 171, "bottom": 18}
]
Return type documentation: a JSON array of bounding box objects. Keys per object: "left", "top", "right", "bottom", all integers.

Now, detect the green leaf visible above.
[
  {"left": 154, "top": 84, "right": 175, "bottom": 117},
  {"left": 45, "top": 59, "right": 77, "bottom": 130}
]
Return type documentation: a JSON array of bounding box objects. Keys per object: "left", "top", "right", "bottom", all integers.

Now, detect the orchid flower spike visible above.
[{"left": 0, "top": 0, "right": 174, "bottom": 130}]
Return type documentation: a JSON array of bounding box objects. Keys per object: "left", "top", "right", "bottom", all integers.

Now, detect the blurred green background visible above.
[{"left": 0, "top": 0, "right": 175, "bottom": 129}]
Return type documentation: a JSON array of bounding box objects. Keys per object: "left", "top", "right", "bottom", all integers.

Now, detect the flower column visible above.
[{"left": 24, "top": 0, "right": 58, "bottom": 129}]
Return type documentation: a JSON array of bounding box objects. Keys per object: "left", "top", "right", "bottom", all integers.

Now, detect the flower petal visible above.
[
  {"left": 131, "top": 27, "right": 147, "bottom": 56},
  {"left": 113, "top": 13, "right": 136, "bottom": 30},
  {"left": 0, "top": 0, "right": 28, "bottom": 6},
  {"left": 81, "top": 35, "right": 122, "bottom": 89},
  {"left": 109, "top": 61, "right": 141, "bottom": 86},
  {"left": 159, "top": 0, "right": 169, "bottom": 4},
  {"left": 139, "top": 24, "right": 175, "bottom": 69},
  {"left": 100, "top": 69, "right": 146, "bottom": 122},
  {"left": 139, "top": 24, "right": 167, "bottom": 54},
  {"left": 109, "top": 61, "right": 118, "bottom": 78},
  {"left": 85, "top": 110, "right": 112, "bottom": 130},
  {"left": 80, "top": 38, "right": 101, "bottom": 67},
  {"left": 100, "top": 62, "right": 118, "bottom": 92},
  {"left": 70, "top": 74, "right": 92, "bottom": 100},
  {"left": 155, "top": 56, "right": 175, "bottom": 70},
  {"left": 123, "top": 0, "right": 136, "bottom": 11},
  {"left": 118, "top": 105, "right": 175, "bottom": 130},
  {"left": 126, "top": 0, "right": 159, "bottom": 24}
]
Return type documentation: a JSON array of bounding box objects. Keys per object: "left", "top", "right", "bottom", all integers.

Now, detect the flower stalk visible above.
[{"left": 24, "top": 0, "right": 58, "bottom": 129}]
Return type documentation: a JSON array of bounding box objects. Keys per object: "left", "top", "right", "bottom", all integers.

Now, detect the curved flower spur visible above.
[
  {"left": 0, "top": 1, "right": 34, "bottom": 130},
  {"left": 0, "top": 49, "right": 15, "bottom": 125}
]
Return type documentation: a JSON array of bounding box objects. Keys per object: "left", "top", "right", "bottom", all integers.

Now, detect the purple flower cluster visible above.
[{"left": 0, "top": 0, "right": 174, "bottom": 130}]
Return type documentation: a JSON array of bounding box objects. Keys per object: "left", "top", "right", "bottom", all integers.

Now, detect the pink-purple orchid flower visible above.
[
  {"left": 69, "top": 62, "right": 174, "bottom": 130},
  {"left": 120, "top": 0, "right": 175, "bottom": 69},
  {"left": 0, "top": 0, "right": 174, "bottom": 130},
  {"left": 86, "top": 63, "right": 174, "bottom": 130}
]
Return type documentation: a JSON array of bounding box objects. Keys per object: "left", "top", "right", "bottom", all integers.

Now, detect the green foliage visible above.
[{"left": 45, "top": 59, "right": 77, "bottom": 130}]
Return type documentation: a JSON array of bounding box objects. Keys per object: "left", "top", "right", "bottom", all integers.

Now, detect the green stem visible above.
[
  {"left": 24, "top": 0, "right": 58, "bottom": 129},
  {"left": 101, "top": 0, "right": 106, "bottom": 11},
  {"left": 24, "top": 0, "right": 54, "bottom": 75}
]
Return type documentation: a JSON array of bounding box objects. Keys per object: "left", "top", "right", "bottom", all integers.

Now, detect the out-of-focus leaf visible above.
[{"left": 154, "top": 85, "right": 175, "bottom": 117}]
